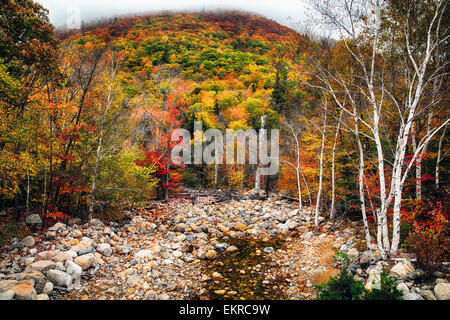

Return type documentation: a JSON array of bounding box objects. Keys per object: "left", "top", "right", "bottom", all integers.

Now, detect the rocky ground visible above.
[{"left": 0, "top": 191, "right": 449, "bottom": 300}]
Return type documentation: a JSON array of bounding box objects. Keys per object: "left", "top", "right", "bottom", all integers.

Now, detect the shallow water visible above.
[{"left": 202, "top": 237, "right": 287, "bottom": 300}]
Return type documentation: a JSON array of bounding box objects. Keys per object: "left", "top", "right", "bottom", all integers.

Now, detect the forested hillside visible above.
[{"left": 0, "top": 0, "right": 449, "bottom": 302}]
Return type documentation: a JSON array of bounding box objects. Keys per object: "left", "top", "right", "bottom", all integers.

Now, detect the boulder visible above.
[
  {"left": 418, "top": 289, "right": 436, "bottom": 300},
  {"left": 225, "top": 245, "right": 238, "bottom": 253},
  {"left": 359, "top": 250, "right": 375, "bottom": 265},
  {"left": 25, "top": 214, "right": 42, "bottom": 225},
  {"left": 434, "top": 283, "right": 450, "bottom": 300},
  {"left": 37, "top": 250, "right": 75, "bottom": 263},
  {"left": 89, "top": 219, "right": 104, "bottom": 227},
  {"left": 347, "top": 248, "right": 359, "bottom": 261},
  {"left": 15, "top": 272, "right": 46, "bottom": 294},
  {"left": 285, "top": 219, "right": 298, "bottom": 230},
  {"left": 25, "top": 260, "right": 56, "bottom": 273},
  {"left": 389, "top": 260, "right": 416, "bottom": 280},
  {"left": 0, "top": 290, "right": 15, "bottom": 300},
  {"left": 396, "top": 282, "right": 410, "bottom": 295},
  {"left": 46, "top": 270, "right": 72, "bottom": 288},
  {"left": 11, "top": 284, "right": 37, "bottom": 300},
  {"left": 20, "top": 236, "right": 35, "bottom": 247},
  {"left": 74, "top": 253, "right": 95, "bottom": 270},
  {"left": 205, "top": 250, "right": 218, "bottom": 260},
  {"left": 65, "top": 261, "right": 82, "bottom": 289},
  {"left": 96, "top": 243, "right": 112, "bottom": 257},
  {"left": 70, "top": 240, "right": 92, "bottom": 253},
  {"left": 0, "top": 280, "right": 18, "bottom": 292},
  {"left": 42, "top": 282, "right": 53, "bottom": 295},
  {"left": 403, "top": 293, "right": 424, "bottom": 300}
]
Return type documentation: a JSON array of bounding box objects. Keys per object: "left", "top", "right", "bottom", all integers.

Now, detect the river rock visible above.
[
  {"left": 0, "top": 280, "right": 18, "bottom": 292},
  {"left": 347, "top": 248, "right": 359, "bottom": 261},
  {"left": 74, "top": 253, "right": 95, "bottom": 270},
  {"left": 403, "top": 292, "right": 424, "bottom": 300},
  {"left": 434, "top": 283, "right": 450, "bottom": 300},
  {"left": 25, "top": 260, "right": 56, "bottom": 273},
  {"left": 418, "top": 289, "right": 436, "bottom": 300},
  {"left": 389, "top": 260, "right": 416, "bottom": 280},
  {"left": 96, "top": 243, "right": 112, "bottom": 257},
  {"left": 20, "top": 236, "right": 35, "bottom": 247},
  {"left": 134, "top": 250, "right": 154, "bottom": 262},
  {"left": 42, "top": 282, "right": 53, "bottom": 295},
  {"left": 11, "top": 284, "right": 37, "bottom": 300},
  {"left": 46, "top": 270, "right": 72, "bottom": 288},
  {"left": 285, "top": 220, "right": 298, "bottom": 230},
  {"left": 205, "top": 250, "right": 218, "bottom": 260},
  {"left": 396, "top": 282, "right": 410, "bottom": 295},
  {"left": 25, "top": 214, "right": 42, "bottom": 225},
  {"left": 0, "top": 290, "right": 15, "bottom": 300}
]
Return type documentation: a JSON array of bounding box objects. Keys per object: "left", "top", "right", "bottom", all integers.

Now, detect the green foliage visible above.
[
  {"left": 332, "top": 250, "right": 350, "bottom": 268},
  {"left": 364, "top": 271, "right": 403, "bottom": 300},
  {"left": 315, "top": 268, "right": 366, "bottom": 300},
  {"left": 316, "top": 268, "right": 403, "bottom": 300}
]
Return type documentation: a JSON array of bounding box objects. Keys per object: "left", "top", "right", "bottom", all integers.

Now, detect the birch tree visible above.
[
  {"left": 306, "top": 0, "right": 449, "bottom": 255},
  {"left": 88, "top": 52, "right": 121, "bottom": 219}
]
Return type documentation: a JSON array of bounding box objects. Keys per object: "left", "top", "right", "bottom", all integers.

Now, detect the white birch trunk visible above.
[
  {"left": 255, "top": 114, "right": 267, "bottom": 190},
  {"left": 314, "top": 106, "right": 327, "bottom": 229},
  {"left": 330, "top": 110, "right": 342, "bottom": 219}
]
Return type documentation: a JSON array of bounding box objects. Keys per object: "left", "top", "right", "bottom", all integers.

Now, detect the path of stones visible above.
[{"left": 1, "top": 195, "right": 359, "bottom": 300}]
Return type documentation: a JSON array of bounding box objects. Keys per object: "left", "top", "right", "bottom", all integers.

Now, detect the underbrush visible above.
[{"left": 315, "top": 268, "right": 403, "bottom": 300}]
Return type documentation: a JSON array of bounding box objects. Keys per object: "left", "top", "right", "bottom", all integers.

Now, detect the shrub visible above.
[
  {"left": 406, "top": 230, "right": 449, "bottom": 278},
  {"left": 315, "top": 268, "right": 365, "bottom": 300},
  {"left": 363, "top": 271, "right": 403, "bottom": 300},
  {"left": 403, "top": 203, "right": 450, "bottom": 278},
  {"left": 316, "top": 269, "right": 403, "bottom": 300},
  {"left": 332, "top": 250, "right": 350, "bottom": 268}
]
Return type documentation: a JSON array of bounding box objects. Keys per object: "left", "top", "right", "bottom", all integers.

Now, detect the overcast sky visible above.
[{"left": 36, "top": 0, "right": 309, "bottom": 30}]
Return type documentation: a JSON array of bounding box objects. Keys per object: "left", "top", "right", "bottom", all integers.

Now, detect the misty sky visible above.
[{"left": 36, "top": 0, "right": 309, "bottom": 30}]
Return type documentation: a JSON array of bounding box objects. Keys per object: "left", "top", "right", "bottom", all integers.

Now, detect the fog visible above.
[{"left": 36, "top": 0, "right": 308, "bottom": 30}]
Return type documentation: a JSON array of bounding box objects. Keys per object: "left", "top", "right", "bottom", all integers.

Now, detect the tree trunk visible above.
[
  {"left": 435, "top": 124, "right": 447, "bottom": 187},
  {"left": 255, "top": 114, "right": 267, "bottom": 190},
  {"left": 355, "top": 123, "right": 372, "bottom": 249},
  {"left": 330, "top": 110, "right": 342, "bottom": 219},
  {"left": 314, "top": 106, "right": 327, "bottom": 230}
]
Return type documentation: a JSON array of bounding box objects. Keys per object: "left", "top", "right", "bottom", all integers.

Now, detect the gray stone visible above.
[
  {"left": 263, "top": 247, "right": 274, "bottom": 253},
  {"left": 0, "top": 290, "right": 15, "bottom": 300},
  {"left": 396, "top": 282, "right": 410, "bottom": 295},
  {"left": 25, "top": 260, "right": 56, "bottom": 273},
  {"left": 20, "top": 236, "right": 35, "bottom": 247},
  {"left": 77, "top": 247, "right": 95, "bottom": 256},
  {"left": 390, "top": 260, "right": 416, "bottom": 280},
  {"left": 418, "top": 289, "right": 436, "bottom": 300},
  {"left": 434, "top": 283, "right": 450, "bottom": 300},
  {"left": 134, "top": 250, "right": 153, "bottom": 262},
  {"left": 46, "top": 270, "right": 72, "bottom": 288},
  {"left": 25, "top": 214, "right": 42, "bottom": 225},
  {"left": 302, "top": 232, "right": 314, "bottom": 239},
  {"left": 347, "top": 248, "right": 359, "bottom": 261},
  {"left": 215, "top": 243, "right": 229, "bottom": 251},
  {"left": 42, "top": 282, "right": 53, "bottom": 295},
  {"left": 277, "top": 223, "right": 289, "bottom": 231},
  {"left": 285, "top": 219, "right": 298, "bottom": 230},
  {"left": 403, "top": 293, "right": 424, "bottom": 300},
  {"left": 96, "top": 243, "right": 112, "bottom": 257}
]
